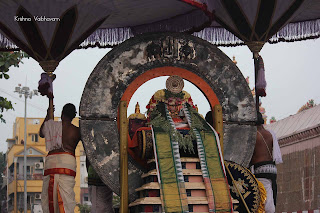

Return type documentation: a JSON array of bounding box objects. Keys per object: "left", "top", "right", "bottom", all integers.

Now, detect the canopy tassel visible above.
[
  {"left": 246, "top": 41, "right": 265, "bottom": 113},
  {"left": 256, "top": 55, "right": 267, "bottom": 97}
]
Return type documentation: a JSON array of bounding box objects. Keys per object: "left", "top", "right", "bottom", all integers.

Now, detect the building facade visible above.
[
  {"left": 5, "top": 117, "right": 89, "bottom": 213},
  {"left": 266, "top": 105, "right": 320, "bottom": 212}
]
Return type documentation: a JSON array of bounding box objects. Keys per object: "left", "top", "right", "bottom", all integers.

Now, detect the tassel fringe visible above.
[
  {"left": 0, "top": 19, "right": 319, "bottom": 50},
  {"left": 195, "top": 19, "right": 320, "bottom": 46}
]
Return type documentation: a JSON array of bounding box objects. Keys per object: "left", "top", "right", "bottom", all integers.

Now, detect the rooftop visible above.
[{"left": 266, "top": 104, "right": 320, "bottom": 139}]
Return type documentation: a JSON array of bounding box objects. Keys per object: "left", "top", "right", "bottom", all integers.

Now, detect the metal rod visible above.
[
  {"left": 119, "top": 101, "right": 128, "bottom": 213},
  {"left": 14, "top": 85, "right": 38, "bottom": 212},
  {"left": 23, "top": 93, "right": 27, "bottom": 213}
]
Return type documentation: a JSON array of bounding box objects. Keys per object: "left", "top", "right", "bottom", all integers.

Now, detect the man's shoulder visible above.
[{"left": 44, "top": 119, "right": 61, "bottom": 126}]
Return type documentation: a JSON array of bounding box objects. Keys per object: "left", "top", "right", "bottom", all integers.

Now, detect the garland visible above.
[{"left": 148, "top": 103, "right": 195, "bottom": 153}]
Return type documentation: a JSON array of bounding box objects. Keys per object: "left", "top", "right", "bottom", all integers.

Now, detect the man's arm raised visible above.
[{"left": 39, "top": 98, "right": 54, "bottom": 138}]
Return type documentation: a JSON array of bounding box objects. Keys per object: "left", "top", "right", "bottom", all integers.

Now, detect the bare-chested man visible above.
[
  {"left": 39, "top": 98, "right": 81, "bottom": 213},
  {"left": 250, "top": 112, "right": 282, "bottom": 213}
]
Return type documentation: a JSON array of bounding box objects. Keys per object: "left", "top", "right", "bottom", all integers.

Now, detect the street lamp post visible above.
[{"left": 14, "top": 84, "right": 38, "bottom": 213}]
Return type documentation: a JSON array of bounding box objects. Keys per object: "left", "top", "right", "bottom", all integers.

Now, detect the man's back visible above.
[
  {"left": 62, "top": 121, "right": 81, "bottom": 154},
  {"left": 251, "top": 127, "right": 273, "bottom": 165}
]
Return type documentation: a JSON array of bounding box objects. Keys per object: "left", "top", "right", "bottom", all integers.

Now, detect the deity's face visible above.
[
  {"left": 168, "top": 104, "right": 179, "bottom": 116},
  {"left": 167, "top": 97, "right": 183, "bottom": 117}
]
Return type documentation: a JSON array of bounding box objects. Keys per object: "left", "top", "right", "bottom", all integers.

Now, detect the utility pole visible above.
[{"left": 14, "top": 84, "right": 38, "bottom": 213}]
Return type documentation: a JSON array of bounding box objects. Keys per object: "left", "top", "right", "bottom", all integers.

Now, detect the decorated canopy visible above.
[
  {"left": 195, "top": 0, "right": 320, "bottom": 52},
  {"left": 0, "top": 0, "right": 213, "bottom": 51},
  {"left": 0, "top": 0, "right": 213, "bottom": 72},
  {"left": 1, "top": 0, "right": 319, "bottom": 52}
]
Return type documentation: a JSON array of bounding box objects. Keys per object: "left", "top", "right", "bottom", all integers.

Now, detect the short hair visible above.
[
  {"left": 257, "top": 111, "right": 265, "bottom": 125},
  {"left": 62, "top": 103, "right": 76, "bottom": 119}
]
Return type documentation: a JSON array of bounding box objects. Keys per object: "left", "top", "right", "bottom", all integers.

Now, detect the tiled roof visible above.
[{"left": 266, "top": 104, "right": 320, "bottom": 139}]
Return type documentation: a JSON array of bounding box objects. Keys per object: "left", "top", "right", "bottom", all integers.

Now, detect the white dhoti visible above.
[
  {"left": 41, "top": 153, "right": 77, "bottom": 213},
  {"left": 257, "top": 178, "right": 275, "bottom": 213}
]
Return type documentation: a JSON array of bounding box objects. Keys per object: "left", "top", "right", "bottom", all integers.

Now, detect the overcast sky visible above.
[{"left": 0, "top": 38, "right": 319, "bottom": 152}]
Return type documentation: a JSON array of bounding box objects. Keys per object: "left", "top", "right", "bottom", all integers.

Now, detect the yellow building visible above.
[{"left": 6, "top": 117, "right": 84, "bottom": 213}]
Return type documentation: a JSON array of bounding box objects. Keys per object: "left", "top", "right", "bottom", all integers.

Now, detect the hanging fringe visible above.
[
  {"left": 256, "top": 55, "right": 267, "bottom": 97},
  {"left": 1, "top": 19, "right": 319, "bottom": 50},
  {"left": 269, "top": 19, "right": 320, "bottom": 43},
  {"left": 195, "top": 19, "right": 320, "bottom": 46},
  {"left": 0, "top": 32, "right": 19, "bottom": 50},
  {"left": 193, "top": 27, "right": 244, "bottom": 46},
  {"left": 79, "top": 28, "right": 133, "bottom": 48}
]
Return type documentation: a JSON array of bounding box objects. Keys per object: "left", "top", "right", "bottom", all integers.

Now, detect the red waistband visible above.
[
  {"left": 44, "top": 168, "right": 76, "bottom": 177},
  {"left": 47, "top": 152, "right": 75, "bottom": 157}
]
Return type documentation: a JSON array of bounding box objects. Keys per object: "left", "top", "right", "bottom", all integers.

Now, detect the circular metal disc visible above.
[{"left": 80, "top": 32, "right": 257, "bottom": 201}]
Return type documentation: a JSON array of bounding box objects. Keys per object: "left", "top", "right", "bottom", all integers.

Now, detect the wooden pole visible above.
[
  {"left": 253, "top": 53, "right": 260, "bottom": 114},
  {"left": 213, "top": 104, "right": 224, "bottom": 156},
  {"left": 119, "top": 101, "right": 129, "bottom": 213}
]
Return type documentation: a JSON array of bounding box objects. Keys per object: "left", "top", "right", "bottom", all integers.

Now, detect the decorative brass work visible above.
[
  {"left": 225, "top": 160, "right": 260, "bottom": 213},
  {"left": 246, "top": 41, "right": 265, "bottom": 58},
  {"left": 39, "top": 60, "right": 59, "bottom": 74},
  {"left": 119, "top": 101, "right": 129, "bottom": 213}
]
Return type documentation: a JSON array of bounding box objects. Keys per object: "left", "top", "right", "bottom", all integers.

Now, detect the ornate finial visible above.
[
  {"left": 135, "top": 102, "right": 140, "bottom": 114},
  {"left": 128, "top": 102, "right": 146, "bottom": 120},
  {"left": 232, "top": 56, "right": 237, "bottom": 64},
  {"left": 39, "top": 60, "right": 59, "bottom": 74},
  {"left": 166, "top": 76, "right": 184, "bottom": 94},
  {"left": 246, "top": 41, "right": 265, "bottom": 58}
]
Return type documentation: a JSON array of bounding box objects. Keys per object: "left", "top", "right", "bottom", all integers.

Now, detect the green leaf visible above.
[
  {"left": 4, "top": 74, "right": 9, "bottom": 79},
  {"left": 0, "top": 74, "right": 2, "bottom": 79}
]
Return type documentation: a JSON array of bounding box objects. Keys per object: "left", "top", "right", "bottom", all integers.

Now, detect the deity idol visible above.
[{"left": 128, "top": 76, "right": 233, "bottom": 213}]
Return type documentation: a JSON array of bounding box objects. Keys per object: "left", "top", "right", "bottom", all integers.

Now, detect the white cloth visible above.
[
  {"left": 43, "top": 120, "right": 63, "bottom": 151},
  {"left": 41, "top": 153, "right": 77, "bottom": 213},
  {"left": 42, "top": 174, "right": 76, "bottom": 213},
  {"left": 89, "top": 185, "right": 114, "bottom": 213},
  {"left": 44, "top": 153, "right": 76, "bottom": 172},
  {"left": 266, "top": 129, "right": 283, "bottom": 164},
  {"left": 257, "top": 178, "right": 275, "bottom": 213}
]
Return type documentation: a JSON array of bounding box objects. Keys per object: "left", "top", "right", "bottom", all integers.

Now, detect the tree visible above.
[
  {"left": 0, "top": 51, "right": 29, "bottom": 123},
  {"left": 76, "top": 203, "right": 91, "bottom": 213}
]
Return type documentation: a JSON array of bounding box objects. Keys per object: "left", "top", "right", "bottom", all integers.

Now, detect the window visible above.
[
  {"left": 84, "top": 194, "right": 89, "bottom": 202},
  {"left": 186, "top": 189, "right": 191, "bottom": 197},
  {"left": 31, "top": 134, "right": 39, "bottom": 142},
  {"left": 33, "top": 119, "right": 40, "bottom": 124}
]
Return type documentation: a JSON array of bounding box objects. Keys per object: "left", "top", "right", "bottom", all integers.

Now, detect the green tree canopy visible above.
[{"left": 0, "top": 51, "right": 29, "bottom": 123}]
